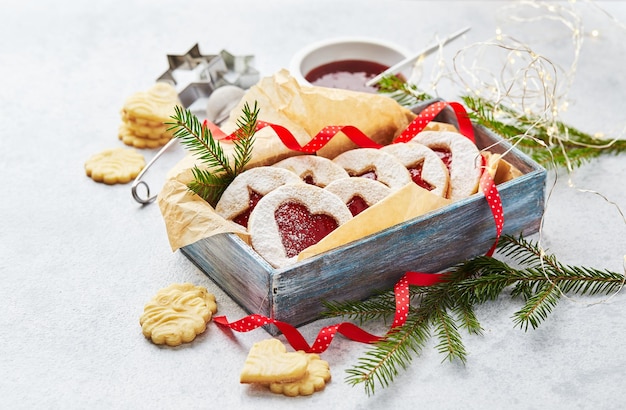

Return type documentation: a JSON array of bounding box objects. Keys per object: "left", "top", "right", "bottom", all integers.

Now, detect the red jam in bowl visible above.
[{"left": 305, "top": 60, "right": 389, "bottom": 93}]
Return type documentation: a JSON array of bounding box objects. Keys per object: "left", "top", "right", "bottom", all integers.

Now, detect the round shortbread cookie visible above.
[
  {"left": 122, "top": 82, "right": 180, "bottom": 124},
  {"left": 381, "top": 142, "right": 450, "bottom": 197},
  {"left": 332, "top": 148, "right": 411, "bottom": 190},
  {"left": 84, "top": 147, "right": 145, "bottom": 184},
  {"left": 324, "top": 177, "right": 391, "bottom": 216},
  {"left": 248, "top": 184, "right": 352, "bottom": 268},
  {"left": 410, "top": 131, "right": 481, "bottom": 200},
  {"left": 273, "top": 155, "right": 349, "bottom": 187},
  {"left": 118, "top": 123, "right": 171, "bottom": 149},
  {"left": 215, "top": 166, "right": 303, "bottom": 227},
  {"left": 139, "top": 283, "right": 217, "bottom": 346}
]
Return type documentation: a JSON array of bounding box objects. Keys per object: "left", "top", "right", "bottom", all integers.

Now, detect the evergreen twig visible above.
[
  {"left": 377, "top": 75, "right": 626, "bottom": 170},
  {"left": 165, "top": 102, "right": 259, "bottom": 206},
  {"left": 324, "top": 235, "right": 625, "bottom": 395}
]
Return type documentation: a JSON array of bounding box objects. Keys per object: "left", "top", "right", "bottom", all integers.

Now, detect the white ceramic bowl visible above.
[{"left": 289, "top": 37, "right": 411, "bottom": 90}]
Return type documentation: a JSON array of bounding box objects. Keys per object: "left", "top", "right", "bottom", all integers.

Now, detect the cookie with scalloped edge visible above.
[
  {"left": 267, "top": 352, "right": 331, "bottom": 397},
  {"left": 118, "top": 123, "right": 171, "bottom": 149},
  {"left": 85, "top": 147, "right": 145, "bottom": 185},
  {"left": 139, "top": 283, "right": 217, "bottom": 346},
  {"left": 122, "top": 82, "right": 181, "bottom": 124}
]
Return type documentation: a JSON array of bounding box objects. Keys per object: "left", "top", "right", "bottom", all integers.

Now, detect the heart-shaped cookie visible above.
[
  {"left": 240, "top": 338, "right": 309, "bottom": 384},
  {"left": 248, "top": 184, "right": 352, "bottom": 268}
]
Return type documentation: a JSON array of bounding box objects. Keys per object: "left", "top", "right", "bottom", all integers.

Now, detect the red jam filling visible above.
[
  {"left": 346, "top": 195, "right": 369, "bottom": 216},
  {"left": 407, "top": 162, "right": 435, "bottom": 191},
  {"left": 233, "top": 189, "right": 263, "bottom": 228},
  {"left": 431, "top": 148, "right": 452, "bottom": 171},
  {"left": 303, "top": 174, "right": 316, "bottom": 185},
  {"left": 274, "top": 201, "right": 339, "bottom": 258},
  {"left": 352, "top": 170, "right": 377, "bottom": 180}
]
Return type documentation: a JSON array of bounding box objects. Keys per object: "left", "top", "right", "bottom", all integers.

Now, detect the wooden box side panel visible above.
[
  {"left": 271, "top": 167, "right": 546, "bottom": 326},
  {"left": 181, "top": 234, "right": 273, "bottom": 317}
]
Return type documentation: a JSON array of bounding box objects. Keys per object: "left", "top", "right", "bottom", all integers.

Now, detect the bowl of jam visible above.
[{"left": 289, "top": 37, "right": 411, "bottom": 93}]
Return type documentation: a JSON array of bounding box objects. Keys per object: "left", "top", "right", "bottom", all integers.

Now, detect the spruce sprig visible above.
[
  {"left": 461, "top": 95, "right": 626, "bottom": 169},
  {"left": 165, "top": 102, "right": 259, "bottom": 206},
  {"left": 377, "top": 74, "right": 626, "bottom": 170},
  {"left": 324, "top": 235, "right": 625, "bottom": 395}
]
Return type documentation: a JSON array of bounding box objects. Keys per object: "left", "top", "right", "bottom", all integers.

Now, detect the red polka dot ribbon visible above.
[
  {"left": 212, "top": 270, "right": 447, "bottom": 354},
  {"left": 204, "top": 100, "right": 474, "bottom": 149},
  {"left": 210, "top": 100, "right": 504, "bottom": 353}
]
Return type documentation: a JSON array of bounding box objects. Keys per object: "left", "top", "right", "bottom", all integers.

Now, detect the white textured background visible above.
[{"left": 2, "top": 1, "right": 625, "bottom": 409}]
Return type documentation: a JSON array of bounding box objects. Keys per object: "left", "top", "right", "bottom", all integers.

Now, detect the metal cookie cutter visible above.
[{"left": 131, "top": 46, "right": 258, "bottom": 205}]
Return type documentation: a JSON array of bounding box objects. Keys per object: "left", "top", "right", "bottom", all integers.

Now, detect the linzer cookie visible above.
[
  {"left": 139, "top": 283, "right": 217, "bottom": 346},
  {"left": 410, "top": 131, "right": 482, "bottom": 200},
  {"left": 324, "top": 177, "right": 391, "bottom": 216},
  {"left": 215, "top": 166, "right": 303, "bottom": 228},
  {"left": 332, "top": 148, "right": 411, "bottom": 190},
  {"left": 248, "top": 183, "right": 352, "bottom": 268},
  {"left": 272, "top": 155, "right": 349, "bottom": 187},
  {"left": 381, "top": 142, "right": 450, "bottom": 197}
]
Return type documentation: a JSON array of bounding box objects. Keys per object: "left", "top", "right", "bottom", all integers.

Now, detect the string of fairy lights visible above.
[{"left": 411, "top": 0, "right": 626, "bottom": 303}]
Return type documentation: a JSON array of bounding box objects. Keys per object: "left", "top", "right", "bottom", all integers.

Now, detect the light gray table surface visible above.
[{"left": 2, "top": 1, "right": 626, "bottom": 409}]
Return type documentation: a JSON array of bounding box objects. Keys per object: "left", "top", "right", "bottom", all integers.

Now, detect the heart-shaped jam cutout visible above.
[
  {"left": 346, "top": 195, "right": 369, "bottom": 216},
  {"left": 274, "top": 201, "right": 339, "bottom": 258},
  {"left": 233, "top": 189, "right": 263, "bottom": 228},
  {"left": 407, "top": 161, "right": 435, "bottom": 191}
]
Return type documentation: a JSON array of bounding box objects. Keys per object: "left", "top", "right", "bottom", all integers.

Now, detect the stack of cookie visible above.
[{"left": 118, "top": 82, "right": 181, "bottom": 149}]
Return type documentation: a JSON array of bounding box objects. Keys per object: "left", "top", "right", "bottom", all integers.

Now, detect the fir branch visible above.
[
  {"left": 325, "top": 234, "right": 625, "bottom": 395},
  {"left": 375, "top": 78, "right": 626, "bottom": 169},
  {"left": 166, "top": 105, "right": 233, "bottom": 176},
  {"left": 165, "top": 102, "right": 259, "bottom": 206},
  {"left": 345, "top": 311, "right": 432, "bottom": 396},
  {"left": 461, "top": 95, "right": 626, "bottom": 169}
]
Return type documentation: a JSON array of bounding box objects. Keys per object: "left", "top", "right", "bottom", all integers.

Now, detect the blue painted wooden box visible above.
[{"left": 181, "top": 108, "right": 546, "bottom": 335}]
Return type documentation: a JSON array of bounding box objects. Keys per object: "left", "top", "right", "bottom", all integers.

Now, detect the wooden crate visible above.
[{"left": 181, "top": 108, "right": 546, "bottom": 335}]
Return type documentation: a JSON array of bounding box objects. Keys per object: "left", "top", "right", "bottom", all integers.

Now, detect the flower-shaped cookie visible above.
[
  {"left": 84, "top": 147, "right": 145, "bottom": 185},
  {"left": 240, "top": 338, "right": 331, "bottom": 397},
  {"left": 139, "top": 283, "right": 218, "bottom": 346},
  {"left": 268, "top": 352, "right": 331, "bottom": 397}
]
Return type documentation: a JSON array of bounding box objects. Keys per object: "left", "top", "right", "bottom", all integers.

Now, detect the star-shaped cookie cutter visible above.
[
  {"left": 156, "top": 44, "right": 259, "bottom": 108},
  {"left": 132, "top": 45, "right": 260, "bottom": 205}
]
